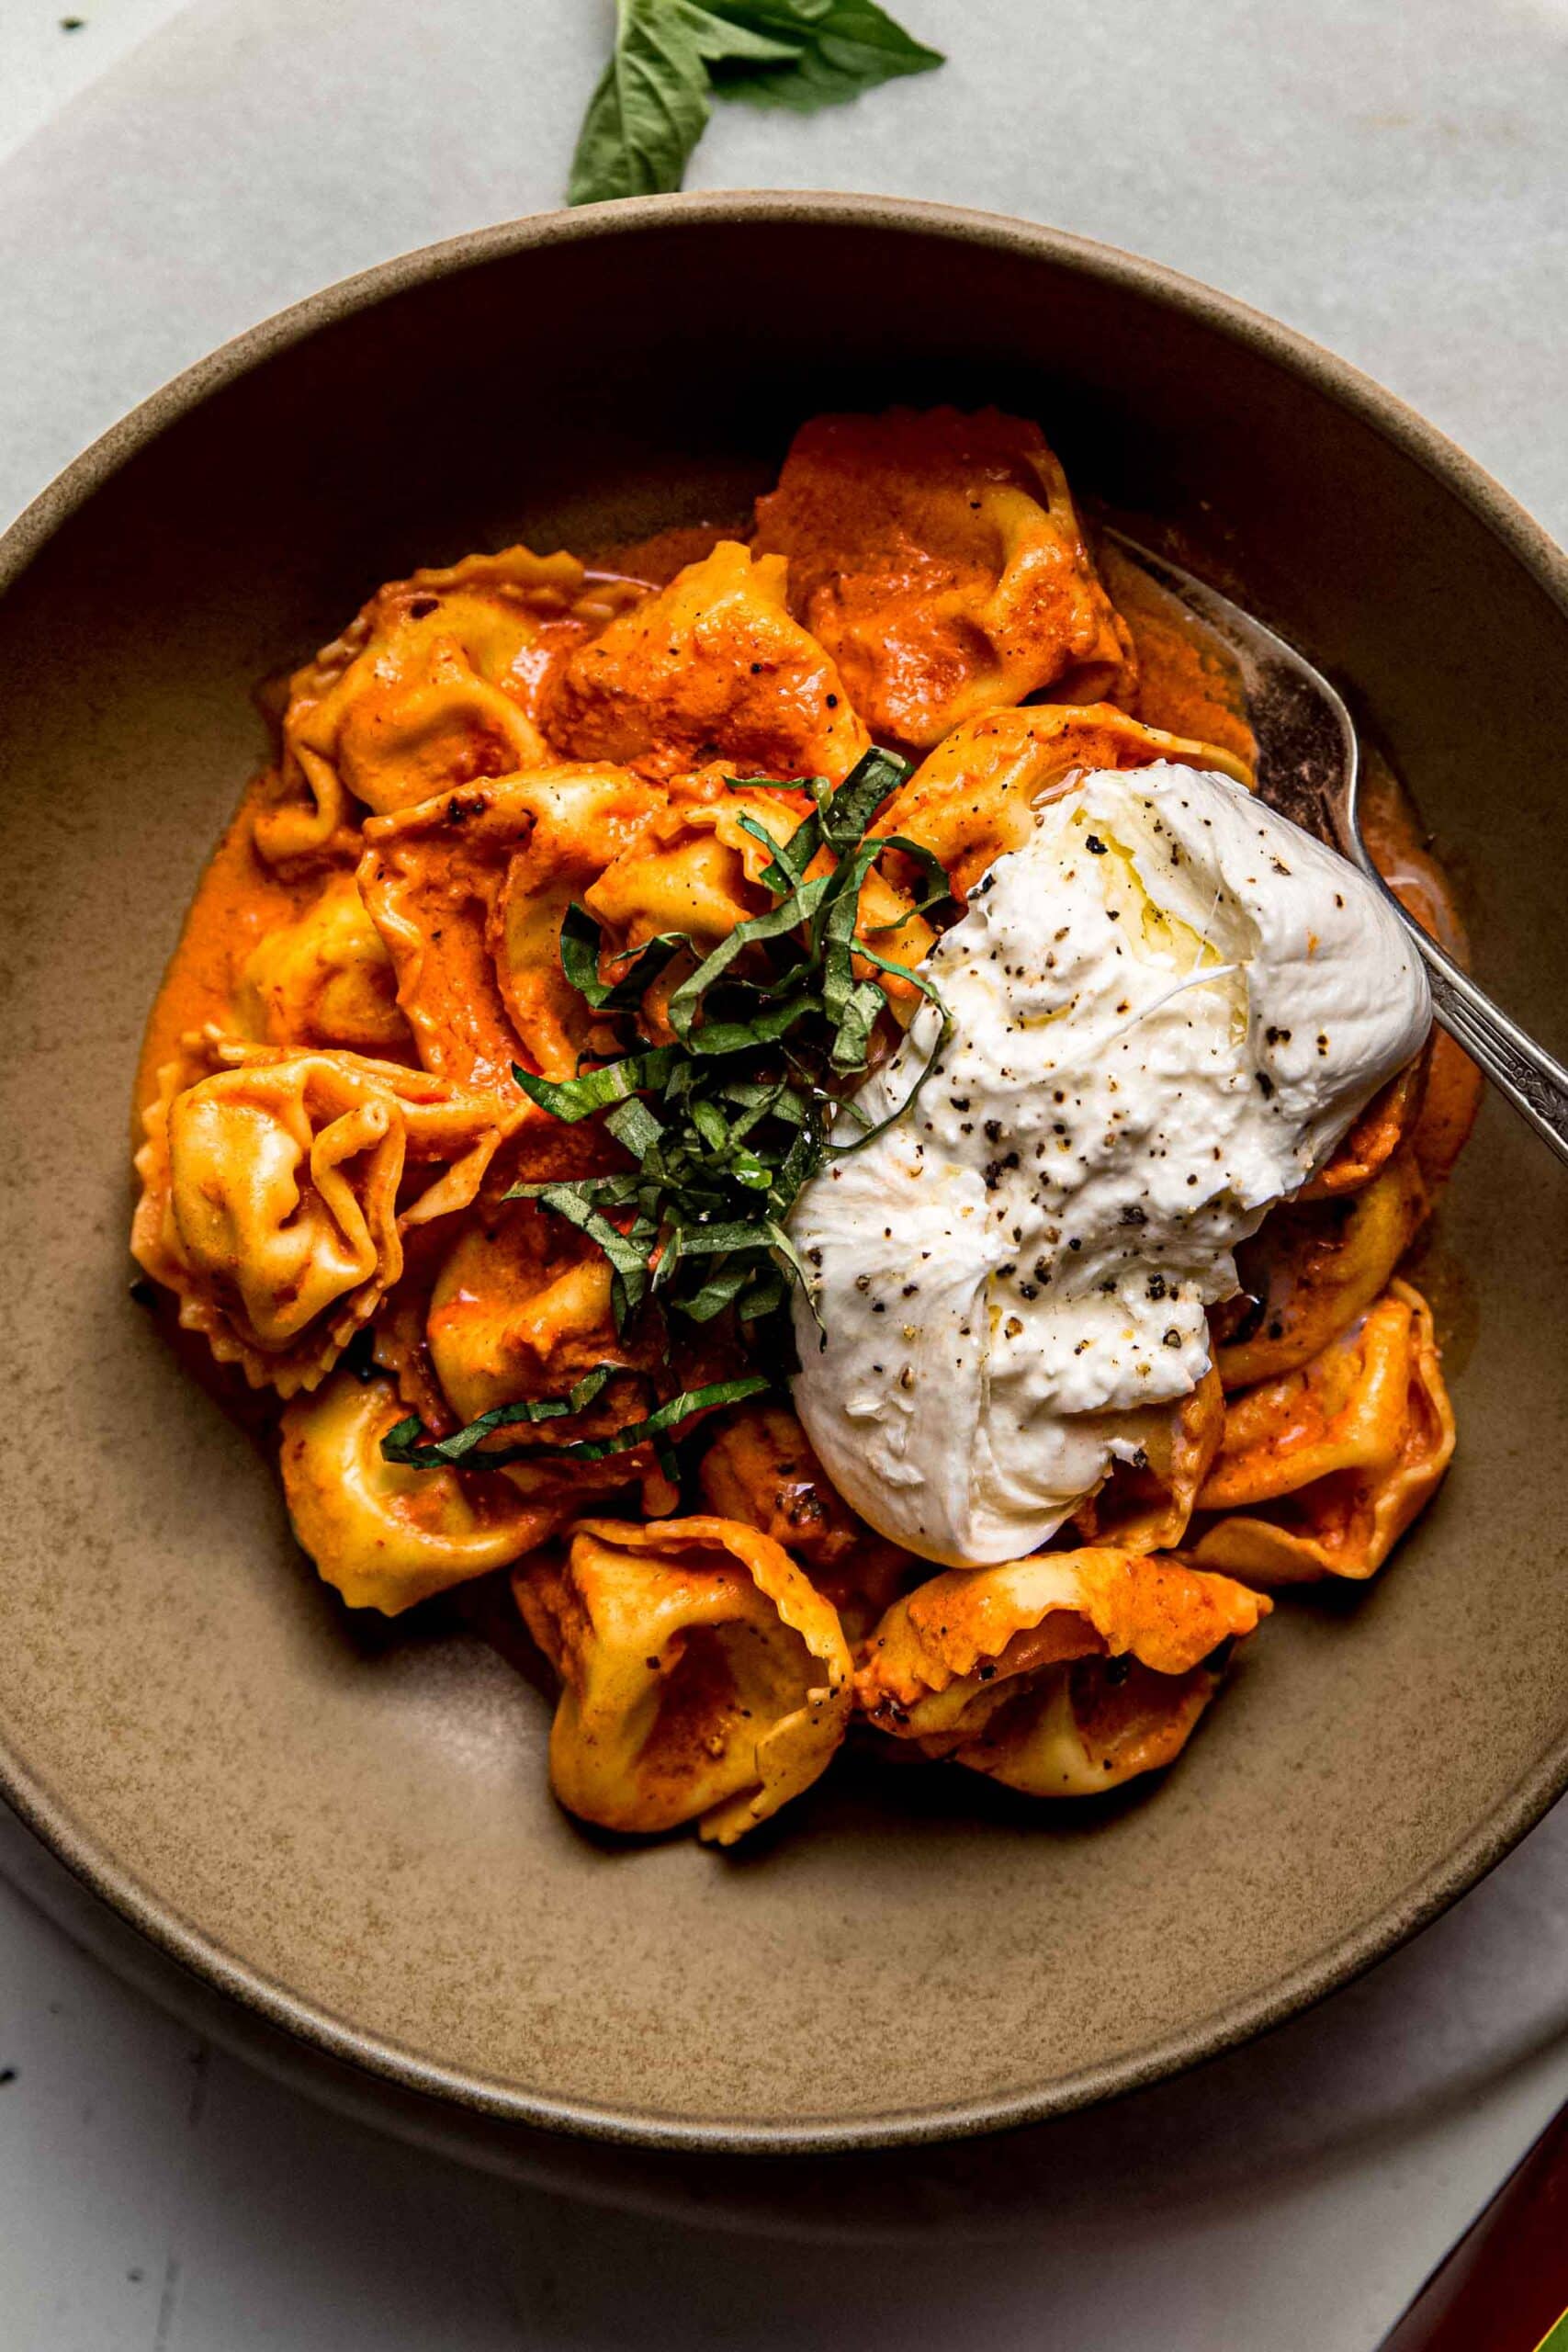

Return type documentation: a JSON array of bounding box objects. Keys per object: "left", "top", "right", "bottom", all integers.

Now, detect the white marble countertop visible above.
[{"left": 2, "top": 3, "right": 1566, "bottom": 2344}]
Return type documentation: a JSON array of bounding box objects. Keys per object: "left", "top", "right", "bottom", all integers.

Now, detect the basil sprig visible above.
[{"left": 568, "top": 0, "right": 943, "bottom": 207}]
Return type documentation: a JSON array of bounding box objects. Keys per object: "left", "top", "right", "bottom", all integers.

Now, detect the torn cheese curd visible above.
[{"left": 789, "top": 764, "right": 1431, "bottom": 1566}]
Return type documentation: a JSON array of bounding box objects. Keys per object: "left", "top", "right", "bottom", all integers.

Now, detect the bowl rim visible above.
[{"left": 3, "top": 188, "right": 1565, "bottom": 2156}]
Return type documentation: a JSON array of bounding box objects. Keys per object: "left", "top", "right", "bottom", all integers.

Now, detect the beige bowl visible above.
[{"left": 2, "top": 194, "right": 1565, "bottom": 2154}]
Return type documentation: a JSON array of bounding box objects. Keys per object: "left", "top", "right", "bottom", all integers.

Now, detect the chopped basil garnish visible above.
[
  {"left": 504, "top": 746, "right": 953, "bottom": 1342},
  {"left": 381, "top": 1374, "right": 770, "bottom": 1473},
  {"left": 381, "top": 748, "right": 954, "bottom": 1477},
  {"left": 380, "top": 1365, "right": 623, "bottom": 1467}
]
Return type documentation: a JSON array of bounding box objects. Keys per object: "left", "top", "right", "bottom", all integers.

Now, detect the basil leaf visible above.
[
  {"left": 670, "top": 1216, "right": 777, "bottom": 1257},
  {"left": 384, "top": 1372, "right": 769, "bottom": 1474},
  {"left": 665, "top": 876, "right": 830, "bottom": 1041},
  {"left": 512, "top": 1048, "right": 677, "bottom": 1123},
  {"left": 766, "top": 1122, "right": 822, "bottom": 1216},
  {"left": 734, "top": 1265, "right": 787, "bottom": 1323},
  {"left": 568, "top": 0, "right": 942, "bottom": 207},
  {"left": 558, "top": 902, "right": 684, "bottom": 1012},
  {"left": 874, "top": 832, "right": 957, "bottom": 926},
  {"left": 733, "top": 809, "right": 811, "bottom": 894},
  {"left": 677, "top": 1259, "right": 757, "bottom": 1323},
  {"left": 526, "top": 1182, "right": 657, "bottom": 1329},
  {"left": 829, "top": 977, "right": 887, "bottom": 1071},
  {"left": 690, "top": 1099, "right": 732, "bottom": 1152},
  {"left": 545, "top": 1374, "right": 772, "bottom": 1462},
  {"left": 567, "top": 0, "right": 803, "bottom": 205},
  {"left": 380, "top": 1365, "right": 621, "bottom": 1469},
  {"left": 829, "top": 975, "right": 954, "bottom": 1155},
  {"left": 685, "top": 989, "right": 818, "bottom": 1057},
  {"left": 604, "top": 1094, "right": 666, "bottom": 1162},
  {"left": 820, "top": 746, "right": 911, "bottom": 851},
  {"left": 765, "top": 1218, "right": 824, "bottom": 1331},
  {"left": 724, "top": 1076, "right": 807, "bottom": 1133},
  {"left": 705, "top": 0, "right": 943, "bottom": 110},
  {"left": 817, "top": 837, "right": 882, "bottom": 1020},
  {"left": 504, "top": 1172, "right": 640, "bottom": 1209}
]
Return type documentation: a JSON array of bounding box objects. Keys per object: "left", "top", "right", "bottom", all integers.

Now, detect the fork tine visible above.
[{"left": 1104, "top": 530, "right": 1365, "bottom": 867}]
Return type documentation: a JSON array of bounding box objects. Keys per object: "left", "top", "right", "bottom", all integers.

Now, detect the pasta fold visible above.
[
  {"left": 1213, "top": 1147, "right": 1429, "bottom": 1389},
  {"left": 698, "top": 1403, "right": 913, "bottom": 1643},
  {"left": 280, "top": 1372, "right": 560, "bottom": 1613},
  {"left": 514, "top": 1516, "right": 853, "bottom": 1844},
  {"left": 856, "top": 1547, "right": 1269, "bottom": 1795},
  {"left": 131, "top": 1034, "right": 512, "bottom": 1395},
  {"left": 545, "top": 540, "right": 871, "bottom": 783},
  {"left": 874, "top": 702, "right": 1253, "bottom": 899},
  {"left": 1191, "top": 1281, "right": 1454, "bottom": 1583},
  {"left": 752, "top": 407, "right": 1134, "bottom": 749},
  {"left": 427, "top": 1201, "right": 661, "bottom": 1430},
  {"left": 1296, "top": 1059, "right": 1426, "bottom": 1200},
  {"left": 254, "top": 547, "right": 627, "bottom": 862},
  {"left": 236, "top": 871, "right": 410, "bottom": 1055},
  {"left": 357, "top": 763, "right": 663, "bottom": 1084},
  {"left": 1072, "top": 1368, "right": 1226, "bottom": 1555},
  {"left": 581, "top": 769, "right": 936, "bottom": 1019}
]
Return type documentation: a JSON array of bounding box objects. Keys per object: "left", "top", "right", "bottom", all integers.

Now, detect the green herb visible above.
[
  {"left": 558, "top": 904, "right": 685, "bottom": 1012},
  {"left": 382, "top": 750, "right": 954, "bottom": 1483},
  {"left": 502, "top": 744, "right": 953, "bottom": 1345},
  {"left": 512, "top": 1045, "right": 678, "bottom": 1123},
  {"left": 381, "top": 1365, "right": 622, "bottom": 1468},
  {"left": 567, "top": 0, "right": 943, "bottom": 206},
  {"left": 512, "top": 1175, "right": 662, "bottom": 1329},
  {"left": 706, "top": 0, "right": 945, "bottom": 111},
  {"left": 382, "top": 1374, "right": 770, "bottom": 1474}
]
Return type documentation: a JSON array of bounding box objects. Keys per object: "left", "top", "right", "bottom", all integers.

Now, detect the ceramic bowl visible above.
[{"left": 2, "top": 193, "right": 1565, "bottom": 2153}]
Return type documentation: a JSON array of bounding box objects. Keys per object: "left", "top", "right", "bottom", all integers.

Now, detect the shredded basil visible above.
[
  {"left": 512, "top": 1046, "right": 677, "bottom": 1123},
  {"left": 558, "top": 903, "right": 685, "bottom": 1012},
  {"left": 381, "top": 1373, "right": 770, "bottom": 1474},
  {"left": 491, "top": 745, "right": 954, "bottom": 1352},
  {"left": 380, "top": 1364, "right": 621, "bottom": 1468}
]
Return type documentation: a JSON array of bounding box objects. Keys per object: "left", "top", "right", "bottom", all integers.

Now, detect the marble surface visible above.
[{"left": 2, "top": 1, "right": 1567, "bottom": 2344}]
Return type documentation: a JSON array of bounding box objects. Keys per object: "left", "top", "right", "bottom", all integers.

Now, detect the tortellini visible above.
[
  {"left": 874, "top": 702, "right": 1253, "bottom": 900},
  {"left": 514, "top": 1516, "right": 854, "bottom": 1844},
  {"left": 129, "top": 404, "right": 1473, "bottom": 1853},
  {"left": 698, "top": 1403, "right": 914, "bottom": 1643},
  {"left": 581, "top": 769, "right": 936, "bottom": 1020},
  {"left": 423, "top": 1202, "right": 736, "bottom": 1525},
  {"left": 1213, "top": 1147, "right": 1429, "bottom": 1389},
  {"left": 427, "top": 1202, "right": 643, "bottom": 1428},
  {"left": 581, "top": 771, "right": 801, "bottom": 955},
  {"left": 856, "top": 1547, "right": 1269, "bottom": 1795},
  {"left": 752, "top": 406, "right": 1134, "bottom": 750},
  {"left": 357, "top": 763, "right": 663, "bottom": 1085},
  {"left": 1298, "top": 1059, "right": 1426, "bottom": 1201},
  {"left": 131, "top": 1034, "right": 511, "bottom": 1394},
  {"left": 1072, "top": 1369, "right": 1225, "bottom": 1556},
  {"left": 546, "top": 540, "right": 871, "bottom": 783},
  {"left": 1191, "top": 1282, "right": 1454, "bottom": 1584},
  {"left": 280, "top": 1373, "right": 560, "bottom": 1613},
  {"left": 254, "top": 547, "right": 630, "bottom": 863},
  {"left": 236, "top": 872, "right": 410, "bottom": 1054}
]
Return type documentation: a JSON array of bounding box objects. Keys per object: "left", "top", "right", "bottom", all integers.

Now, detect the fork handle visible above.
[{"left": 1389, "top": 903, "right": 1568, "bottom": 1166}]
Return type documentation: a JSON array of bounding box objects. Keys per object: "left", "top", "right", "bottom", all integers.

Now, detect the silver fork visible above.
[{"left": 1110, "top": 533, "right": 1568, "bottom": 1167}]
